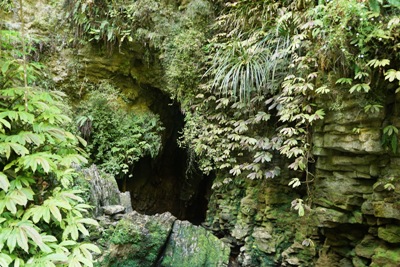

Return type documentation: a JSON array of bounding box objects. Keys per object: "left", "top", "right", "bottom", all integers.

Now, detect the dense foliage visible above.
[
  {"left": 0, "top": 26, "right": 98, "bottom": 267},
  {"left": 181, "top": 0, "right": 400, "bottom": 202},
  {"left": 74, "top": 81, "right": 164, "bottom": 179},
  {"left": 64, "top": 0, "right": 400, "bottom": 213},
  {"left": 64, "top": 0, "right": 212, "bottom": 101}
]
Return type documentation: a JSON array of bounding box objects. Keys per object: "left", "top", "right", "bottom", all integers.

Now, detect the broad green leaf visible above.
[
  {"left": 43, "top": 205, "right": 51, "bottom": 223},
  {"left": 0, "top": 172, "right": 10, "bottom": 192},
  {"left": 18, "top": 112, "right": 35, "bottom": 124},
  {"left": 7, "top": 229, "right": 17, "bottom": 252},
  {"left": 49, "top": 204, "right": 62, "bottom": 222},
  {"left": 13, "top": 257, "right": 24, "bottom": 267},
  {"left": 354, "top": 72, "right": 369, "bottom": 80},
  {"left": 30, "top": 206, "right": 45, "bottom": 223},
  {"left": 1, "top": 60, "right": 11, "bottom": 75},
  {"left": 349, "top": 83, "right": 370, "bottom": 93},
  {"left": 76, "top": 135, "right": 87, "bottom": 147},
  {"left": 367, "top": 59, "right": 390, "bottom": 68},
  {"left": 0, "top": 142, "right": 29, "bottom": 159},
  {"left": 388, "top": 0, "right": 400, "bottom": 8},
  {"left": 43, "top": 253, "right": 68, "bottom": 263},
  {"left": 369, "top": 0, "right": 381, "bottom": 13},
  {"left": 0, "top": 111, "right": 18, "bottom": 121},
  {"left": 59, "top": 154, "right": 88, "bottom": 167},
  {"left": 385, "top": 69, "right": 400, "bottom": 82},
  {"left": 77, "top": 223, "right": 89, "bottom": 236},
  {"left": 41, "top": 234, "right": 57, "bottom": 243},
  {"left": 335, "top": 78, "right": 352, "bottom": 85},
  {"left": 289, "top": 178, "right": 301, "bottom": 188},
  {"left": 79, "top": 243, "right": 101, "bottom": 254},
  {"left": 0, "top": 119, "right": 11, "bottom": 130},
  {"left": 16, "top": 228, "right": 29, "bottom": 252},
  {"left": 59, "top": 240, "right": 77, "bottom": 247},
  {"left": 0, "top": 253, "right": 12, "bottom": 267},
  {"left": 315, "top": 85, "right": 330, "bottom": 94},
  {"left": 71, "top": 225, "right": 79, "bottom": 240},
  {"left": 22, "top": 154, "right": 53, "bottom": 173},
  {"left": 68, "top": 258, "right": 83, "bottom": 267}
]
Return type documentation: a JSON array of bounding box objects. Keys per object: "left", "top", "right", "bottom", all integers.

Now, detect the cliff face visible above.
[
  {"left": 2, "top": 1, "right": 400, "bottom": 266},
  {"left": 311, "top": 91, "right": 400, "bottom": 267},
  {"left": 204, "top": 90, "right": 400, "bottom": 266}
]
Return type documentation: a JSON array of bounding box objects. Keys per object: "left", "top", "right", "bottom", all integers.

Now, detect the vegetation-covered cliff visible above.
[{"left": 1, "top": 0, "right": 400, "bottom": 266}]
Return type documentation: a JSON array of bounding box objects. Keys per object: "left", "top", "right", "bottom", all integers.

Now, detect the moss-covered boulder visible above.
[
  {"left": 99, "top": 211, "right": 176, "bottom": 267},
  {"left": 160, "top": 220, "right": 230, "bottom": 267},
  {"left": 371, "top": 246, "right": 400, "bottom": 267},
  {"left": 98, "top": 211, "right": 229, "bottom": 267},
  {"left": 378, "top": 225, "right": 400, "bottom": 244}
]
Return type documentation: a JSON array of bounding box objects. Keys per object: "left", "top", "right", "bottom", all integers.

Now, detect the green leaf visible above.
[
  {"left": 315, "top": 85, "right": 330, "bottom": 94},
  {"left": 0, "top": 172, "right": 10, "bottom": 192},
  {"left": 1, "top": 60, "right": 11, "bottom": 75},
  {"left": 0, "top": 119, "right": 11, "bottom": 130},
  {"left": 388, "top": 0, "right": 400, "bottom": 8},
  {"left": 0, "top": 142, "right": 29, "bottom": 159},
  {"left": 43, "top": 253, "right": 68, "bottom": 263},
  {"left": 59, "top": 154, "right": 88, "bottom": 167},
  {"left": 0, "top": 253, "right": 12, "bottom": 267},
  {"left": 288, "top": 178, "right": 301, "bottom": 188},
  {"left": 354, "top": 72, "right": 369, "bottom": 80},
  {"left": 385, "top": 69, "right": 400, "bottom": 82},
  {"left": 369, "top": 0, "right": 381, "bottom": 13},
  {"left": 49, "top": 204, "right": 62, "bottom": 222},
  {"left": 16, "top": 228, "right": 29, "bottom": 252},
  {"left": 367, "top": 59, "right": 390, "bottom": 68},
  {"left": 335, "top": 78, "right": 353, "bottom": 85},
  {"left": 7, "top": 229, "right": 17, "bottom": 252},
  {"left": 349, "top": 83, "right": 370, "bottom": 93},
  {"left": 21, "top": 154, "right": 53, "bottom": 173},
  {"left": 68, "top": 258, "right": 82, "bottom": 267},
  {"left": 79, "top": 243, "right": 101, "bottom": 254}
]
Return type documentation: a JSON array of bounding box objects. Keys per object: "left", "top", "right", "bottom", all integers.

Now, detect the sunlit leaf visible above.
[{"left": 0, "top": 172, "right": 10, "bottom": 192}]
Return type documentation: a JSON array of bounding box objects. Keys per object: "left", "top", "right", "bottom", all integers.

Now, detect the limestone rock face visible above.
[
  {"left": 309, "top": 93, "right": 400, "bottom": 266},
  {"left": 204, "top": 92, "right": 400, "bottom": 266},
  {"left": 99, "top": 211, "right": 230, "bottom": 267},
  {"left": 84, "top": 165, "right": 132, "bottom": 217},
  {"left": 103, "top": 211, "right": 176, "bottom": 267},
  {"left": 102, "top": 205, "right": 125, "bottom": 216},
  {"left": 161, "top": 220, "right": 230, "bottom": 267}
]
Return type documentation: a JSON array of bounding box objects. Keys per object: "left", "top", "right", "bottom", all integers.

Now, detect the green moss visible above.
[
  {"left": 99, "top": 217, "right": 172, "bottom": 267},
  {"left": 371, "top": 246, "right": 400, "bottom": 267},
  {"left": 160, "top": 221, "right": 230, "bottom": 267}
]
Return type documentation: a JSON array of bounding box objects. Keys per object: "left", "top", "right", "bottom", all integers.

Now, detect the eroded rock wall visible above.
[
  {"left": 312, "top": 92, "right": 400, "bottom": 266},
  {"left": 204, "top": 167, "right": 317, "bottom": 266},
  {"left": 204, "top": 93, "right": 400, "bottom": 266}
]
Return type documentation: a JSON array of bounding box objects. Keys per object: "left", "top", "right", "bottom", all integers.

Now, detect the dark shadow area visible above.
[{"left": 117, "top": 86, "right": 212, "bottom": 224}]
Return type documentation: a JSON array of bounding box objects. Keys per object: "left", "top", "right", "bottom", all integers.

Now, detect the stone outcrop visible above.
[
  {"left": 98, "top": 211, "right": 230, "bottom": 267},
  {"left": 161, "top": 220, "right": 230, "bottom": 267},
  {"left": 83, "top": 165, "right": 133, "bottom": 217},
  {"left": 204, "top": 173, "right": 317, "bottom": 266},
  {"left": 203, "top": 92, "right": 400, "bottom": 266},
  {"left": 310, "top": 92, "right": 400, "bottom": 266}
]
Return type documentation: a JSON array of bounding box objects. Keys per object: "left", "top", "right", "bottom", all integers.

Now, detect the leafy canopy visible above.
[
  {"left": 75, "top": 81, "right": 164, "bottom": 179},
  {"left": 0, "top": 28, "right": 99, "bottom": 267}
]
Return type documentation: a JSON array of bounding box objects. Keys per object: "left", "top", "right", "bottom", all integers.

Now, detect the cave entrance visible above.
[{"left": 117, "top": 88, "right": 212, "bottom": 225}]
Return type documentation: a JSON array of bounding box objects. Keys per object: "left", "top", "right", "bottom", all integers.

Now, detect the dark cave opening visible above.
[{"left": 117, "top": 87, "right": 212, "bottom": 225}]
